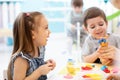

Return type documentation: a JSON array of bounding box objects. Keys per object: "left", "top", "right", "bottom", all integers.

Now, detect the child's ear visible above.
[
  {"left": 31, "top": 30, "right": 35, "bottom": 39},
  {"left": 82, "top": 25, "right": 88, "bottom": 32}
]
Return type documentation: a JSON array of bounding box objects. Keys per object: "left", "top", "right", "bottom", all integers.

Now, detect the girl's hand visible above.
[
  {"left": 38, "top": 62, "right": 53, "bottom": 75},
  {"left": 46, "top": 59, "right": 56, "bottom": 70}
]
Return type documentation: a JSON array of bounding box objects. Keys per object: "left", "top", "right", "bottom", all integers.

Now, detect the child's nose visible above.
[
  {"left": 48, "top": 30, "right": 51, "bottom": 34},
  {"left": 96, "top": 26, "right": 101, "bottom": 30}
]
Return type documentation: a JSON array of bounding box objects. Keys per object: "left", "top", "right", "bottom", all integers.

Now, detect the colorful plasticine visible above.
[
  {"left": 82, "top": 73, "right": 102, "bottom": 80},
  {"left": 101, "top": 65, "right": 110, "bottom": 73},
  {"left": 64, "top": 74, "right": 73, "bottom": 79},
  {"left": 101, "top": 65, "right": 107, "bottom": 70},
  {"left": 112, "top": 67, "right": 120, "bottom": 73},
  {"left": 81, "top": 64, "right": 95, "bottom": 70},
  {"left": 98, "top": 38, "right": 108, "bottom": 47}
]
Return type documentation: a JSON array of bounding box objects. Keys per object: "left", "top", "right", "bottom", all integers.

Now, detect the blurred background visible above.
[{"left": 0, "top": 0, "right": 120, "bottom": 79}]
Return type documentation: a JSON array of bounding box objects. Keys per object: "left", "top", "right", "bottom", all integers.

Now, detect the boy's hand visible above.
[
  {"left": 97, "top": 45, "right": 116, "bottom": 65},
  {"left": 99, "top": 46, "right": 116, "bottom": 59},
  {"left": 99, "top": 58, "right": 113, "bottom": 65}
]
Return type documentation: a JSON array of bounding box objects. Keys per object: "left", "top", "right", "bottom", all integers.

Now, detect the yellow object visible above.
[
  {"left": 67, "top": 63, "right": 75, "bottom": 75},
  {"left": 75, "top": 67, "right": 80, "bottom": 72},
  {"left": 85, "top": 73, "right": 102, "bottom": 80},
  {"left": 86, "top": 64, "right": 93, "bottom": 68}
]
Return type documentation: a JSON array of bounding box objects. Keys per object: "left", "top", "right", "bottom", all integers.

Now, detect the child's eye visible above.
[
  {"left": 99, "top": 23, "right": 104, "bottom": 26},
  {"left": 90, "top": 26, "right": 95, "bottom": 29},
  {"left": 45, "top": 26, "right": 48, "bottom": 29}
]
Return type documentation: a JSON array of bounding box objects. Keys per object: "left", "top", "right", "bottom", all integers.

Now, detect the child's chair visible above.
[{"left": 3, "top": 70, "right": 8, "bottom": 80}]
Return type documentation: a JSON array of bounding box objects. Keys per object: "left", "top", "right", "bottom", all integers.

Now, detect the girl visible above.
[{"left": 7, "top": 12, "right": 56, "bottom": 80}]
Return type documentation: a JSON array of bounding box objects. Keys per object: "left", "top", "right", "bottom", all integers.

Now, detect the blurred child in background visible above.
[{"left": 66, "top": 0, "right": 87, "bottom": 54}]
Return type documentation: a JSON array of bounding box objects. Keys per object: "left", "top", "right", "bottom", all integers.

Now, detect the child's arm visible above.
[
  {"left": 83, "top": 49, "right": 101, "bottom": 63},
  {"left": 13, "top": 57, "right": 29, "bottom": 80},
  {"left": 13, "top": 57, "right": 53, "bottom": 80},
  {"left": 26, "top": 63, "right": 53, "bottom": 80},
  {"left": 99, "top": 58, "right": 113, "bottom": 65},
  {"left": 83, "top": 45, "right": 114, "bottom": 63}
]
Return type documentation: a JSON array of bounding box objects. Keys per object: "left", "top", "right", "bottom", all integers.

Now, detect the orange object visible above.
[{"left": 101, "top": 42, "right": 108, "bottom": 47}]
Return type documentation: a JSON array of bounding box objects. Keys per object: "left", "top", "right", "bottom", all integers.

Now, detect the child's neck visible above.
[
  {"left": 34, "top": 47, "right": 39, "bottom": 58},
  {"left": 30, "top": 47, "right": 39, "bottom": 58}
]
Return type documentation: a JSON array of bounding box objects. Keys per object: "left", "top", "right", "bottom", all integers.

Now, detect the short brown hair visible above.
[
  {"left": 71, "top": 0, "right": 83, "bottom": 7},
  {"left": 83, "top": 7, "right": 107, "bottom": 27}
]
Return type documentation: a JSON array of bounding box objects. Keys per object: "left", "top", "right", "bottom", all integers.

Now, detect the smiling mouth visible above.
[{"left": 96, "top": 31, "right": 103, "bottom": 35}]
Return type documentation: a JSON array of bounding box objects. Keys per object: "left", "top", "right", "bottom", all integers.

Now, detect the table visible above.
[{"left": 48, "top": 62, "right": 120, "bottom": 80}]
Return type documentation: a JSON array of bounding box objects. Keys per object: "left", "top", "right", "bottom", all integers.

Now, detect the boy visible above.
[{"left": 81, "top": 7, "right": 120, "bottom": 65}]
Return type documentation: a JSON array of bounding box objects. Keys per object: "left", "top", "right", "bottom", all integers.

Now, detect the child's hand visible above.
[
  {"left": 107, "top": 73, "right": 120, "bottom": 80},
  {"left": 99, "top": 58, "right": 113, "bottom": 65},
  {"left": 38, "top": 62, "right": 53, "bottom": 75},
  {"left": 99, "top": 46, "right": 116, "bottom": 59},
  {"left": 71, "top": 24, "right": 76, "bottom": 31},
  {"left": 94, "top": 46, "right": 106, "bottom": 57},
  {"left": 97, "top": 46, "right": 116, "bottom": 65},
  {"left": 46, "top": 59, "right": 56, "bottom": 70}
]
